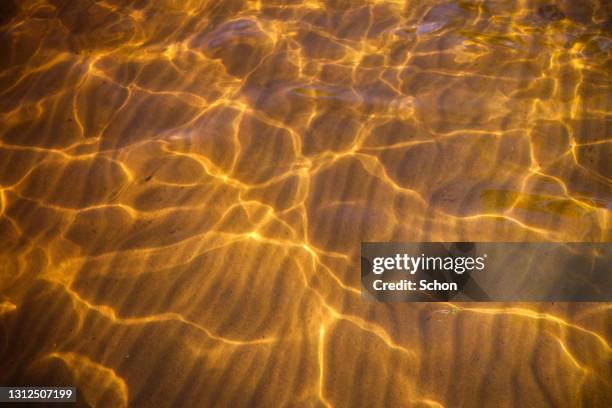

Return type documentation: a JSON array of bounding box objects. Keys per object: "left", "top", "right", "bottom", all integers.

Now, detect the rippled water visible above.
[{"left": 0, "top": 0, "right": 610, "bottom": 407}]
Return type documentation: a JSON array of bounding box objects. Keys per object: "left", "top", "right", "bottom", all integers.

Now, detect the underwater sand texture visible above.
[{"left": 0, "top": 0, "right": 611, "bottom": 407}]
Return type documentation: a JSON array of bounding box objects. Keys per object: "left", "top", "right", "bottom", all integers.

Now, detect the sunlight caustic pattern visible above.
[{"left": 0, "top": 0, "right": 611, "bottom": 406}]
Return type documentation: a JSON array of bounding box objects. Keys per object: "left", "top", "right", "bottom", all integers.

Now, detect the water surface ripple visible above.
[{"left": 0, "top": 0, "right": 610, "bottom": 407}]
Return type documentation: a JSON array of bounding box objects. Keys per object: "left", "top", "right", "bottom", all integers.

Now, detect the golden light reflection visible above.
[{"left": 0, "top": 0, "right": 610, "bottom": 406}]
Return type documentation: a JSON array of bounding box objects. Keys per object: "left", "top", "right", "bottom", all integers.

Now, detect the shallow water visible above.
[{"left": 0, "top": 0, "right": 610, "bottom": 406}]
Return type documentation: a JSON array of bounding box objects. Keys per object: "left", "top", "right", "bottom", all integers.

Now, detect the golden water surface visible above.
[{"left": 0, "top": 0, "right": 611, "bottom": 406}]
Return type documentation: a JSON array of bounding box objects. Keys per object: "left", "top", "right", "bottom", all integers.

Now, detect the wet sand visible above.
[{"left": 0, "top": 0, "right": 610, "bottom": 407}]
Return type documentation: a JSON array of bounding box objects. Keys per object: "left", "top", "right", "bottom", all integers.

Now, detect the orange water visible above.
[{"left": 0, "top": 1, "right": 610, "bottom": 406}]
